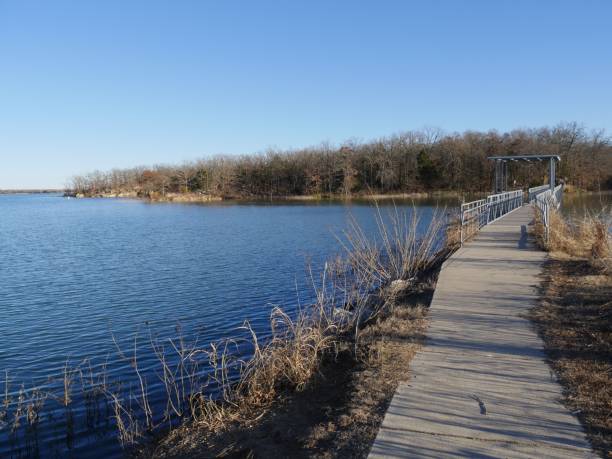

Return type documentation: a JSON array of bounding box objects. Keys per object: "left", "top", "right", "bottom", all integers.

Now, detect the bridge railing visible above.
[
  {"left": 486, "top": 190, "right": 524, "bottom": 222},
  {"left": 460, "top": 199, "right": 488, "bottom": 244},
  {"left": 460, "top": 190, "right": 524, "bottom": 245},
  {"left": 528, "top": 184, "right": 550, "bottom": 202},
  {"left": 533, "top": 184, "right": 564, "bottom": 242}
]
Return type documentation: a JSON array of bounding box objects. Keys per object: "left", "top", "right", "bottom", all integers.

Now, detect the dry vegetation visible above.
[
  {"left": 0, "top": 205, "right": 454, "bottom": 458},
  {"left": 149, "top": 282, "right": 435, "bottom": 459},
  {"left": 535, "top": 209, "right": 612, "bottom": 271},
  {"left": 142, "top": 205, "right": 449, "bottom": 458},
  {"left": 531, "top": 208, "right": 612, "bottom": 457}
]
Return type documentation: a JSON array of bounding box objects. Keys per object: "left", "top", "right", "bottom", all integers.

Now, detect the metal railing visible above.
[
  {"left": 528, "top": 184, "right": 550, "bottom": 202},
  {"left": 460, "top": 189, "right": 524, "bottom": 244},
  {"left": 533, "top": 184, "right": 564, "bottom": 242},
  {"left": 460, "top": 199, "right": 488, "bottom": 244},
  {"left": 486, "top": 190, "right": 524, "bottom": 222}
]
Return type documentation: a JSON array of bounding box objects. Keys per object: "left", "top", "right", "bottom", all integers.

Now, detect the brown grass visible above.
[
  {"left": 531, "top": 208, "right": 612, "bottom": 457},
  {"left": 1, "top": 204, "right": 453, "bottom": 457},
  {"left": 146, "top": 276, "right": 436, "bottom": 458},
  {"left": 136, "top": 204, "right": 449, "bottom": 457},
  {"left": 153, "top": 205, "right": 449, "bottom": 450},
  {"left": 531, "top": 255, "right": 612, "bottom": 457},
  {"left": 535, "top": 208, "right": 611, "bottom": 272}
]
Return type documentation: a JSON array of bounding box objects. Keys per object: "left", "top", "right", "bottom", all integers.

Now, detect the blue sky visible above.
[{"left": 1, "top": 0, "right": 610, "bottom": 188}]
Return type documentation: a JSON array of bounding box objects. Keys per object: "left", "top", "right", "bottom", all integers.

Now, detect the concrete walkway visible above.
[{"left": 370, "top": 205, "right": 595, "bottom": 458}]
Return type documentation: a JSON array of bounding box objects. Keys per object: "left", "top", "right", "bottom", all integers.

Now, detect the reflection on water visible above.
[{"left": 562, "top": 191, "right": 611, "bottom": 220}]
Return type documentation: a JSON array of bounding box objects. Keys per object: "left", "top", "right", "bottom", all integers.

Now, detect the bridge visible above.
[{"left": 369, "top": 156, "right": 595, "bottom": 458}]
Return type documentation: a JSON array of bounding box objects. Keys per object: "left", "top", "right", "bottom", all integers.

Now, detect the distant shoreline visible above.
[
  {"left": 63, "top": 188, "right": 611, "bottom": 204},
  {"left": 63, "top": 190, "right": 472, "bottom": 203},
  {"left": 4, "top": 188, "right": 608, "bottom": 201},
  {"left": 0, "top": 189, "right": 63, "bottom": 194}
]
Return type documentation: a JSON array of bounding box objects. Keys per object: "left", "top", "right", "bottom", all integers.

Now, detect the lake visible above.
[
  {"left": 0, "top": 194, "right": 454, "bottom": 458},
  {"left": 1, "top": 192, "right": 608, "bottom": 458},
  {"left": 561, "top": 191, "right": 612, "bottom": 219}
]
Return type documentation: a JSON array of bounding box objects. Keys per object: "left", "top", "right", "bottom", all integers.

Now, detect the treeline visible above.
[{"left": 69, "top": 123, "right": 612, "bottom": 198}]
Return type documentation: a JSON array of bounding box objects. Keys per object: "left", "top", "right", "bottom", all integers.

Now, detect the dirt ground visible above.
[
  {"left": 146, "top": 282, "right": 435, "bottom": 459},
  {"left": 530, "top": 253, "right": 612, "bottom": 458}
]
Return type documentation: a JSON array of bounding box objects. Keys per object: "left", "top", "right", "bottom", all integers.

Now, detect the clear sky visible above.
[{"left": 1, "top": 0, "right": 610, "bottom": 188}]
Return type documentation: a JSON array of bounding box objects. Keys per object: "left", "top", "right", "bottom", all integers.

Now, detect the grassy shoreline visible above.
[
  {"left": 531, "top": 208, "right": 611, "bottom": 457},
  {"left": 138, "top": 206, "right": 455, "bottom": 458},
  {"left": 0, "top": 205, "right": 457, "bottom": 458},
  {"left": 147, "top": 275, "right": 438, "bottom": 458}
]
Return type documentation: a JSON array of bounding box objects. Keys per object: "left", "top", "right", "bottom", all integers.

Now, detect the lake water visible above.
[
  {"left": 561, "top": 191, "right": 611, "bottom": 219},
  {"left": 0, "top": 194, "right": 453, "bottom": 458},
  {"left": 1, "top": 192, "right": 608, "bottom": 458}
]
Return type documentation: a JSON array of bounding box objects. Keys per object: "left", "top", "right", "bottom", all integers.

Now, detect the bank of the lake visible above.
[
  {"left": 64, "top": 189, "right": 470, "bottom": 203},
  {"left": 0, "top": 189, "right": 63, "bottom": 194},
  {"left": 148, "top": 275, "right": 440, "bottom": 459},
  {"left": 2, "top": 192, "right": 608, "bottom": 458},
  {"left": 0, "top": 193, "right": 452, "bottom": 458},
  {"left": 65, "top": 188, "right": 612, "bottom": 210}
]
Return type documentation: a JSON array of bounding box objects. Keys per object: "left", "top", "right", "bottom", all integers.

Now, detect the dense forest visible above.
[{"left": 69, "top": 123, "right": 612, "bottom": 198}]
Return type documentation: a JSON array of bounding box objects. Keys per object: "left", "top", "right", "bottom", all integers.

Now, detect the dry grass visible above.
[
  {"left": 147, "top": 276, "right": 436, "bottom": 459},
  {"left": 340, "top": 205, "right": 446, "bottom": 286},
  {"left": 531, "top": 208, "right": 612, "bottom": 457},
  {"left": 1, "top": 205, "right": 453, "bottom": 457},
  {"left": 163, "top": 204, "right": 449, "bottom": 449},
  {"left": 188, "top": 307, "right": 341, "bottom": 434},
  {"left": 535, "top": 208, "right": 612, "bottom": 272},
  {"left": 531, "top": 255, "right": 612, "bottom": 457},
  {"left": 444, "top": 214, "right": 462, "bottom": 251}
]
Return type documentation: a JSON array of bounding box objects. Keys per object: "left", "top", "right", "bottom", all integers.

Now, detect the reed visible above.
[
  {"left": 0, "top": 204, "right": 454, "bottom": 456},
  {"left": 535, "top": 208, "right": 611, "bottom": 271},
  {"left": 182, "top": 204, "right": 451, "bottom": 435}
]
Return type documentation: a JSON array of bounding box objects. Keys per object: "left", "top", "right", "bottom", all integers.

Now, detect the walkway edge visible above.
[{"left": 369, "top": 205, "right": 595, "bottom": 459}]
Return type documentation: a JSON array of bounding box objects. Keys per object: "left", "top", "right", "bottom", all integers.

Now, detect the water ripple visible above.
[{"left": 0, "top": 194, "right": 446, "bottom": 457}]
